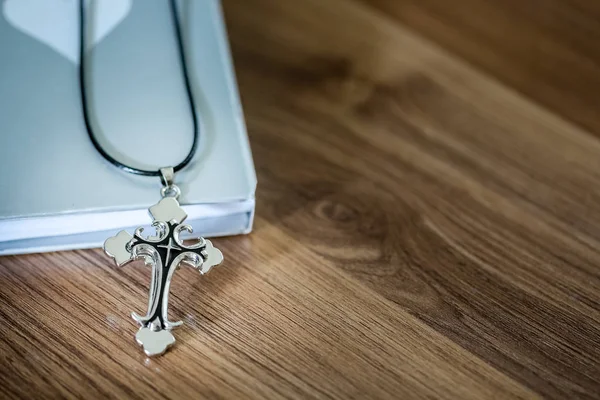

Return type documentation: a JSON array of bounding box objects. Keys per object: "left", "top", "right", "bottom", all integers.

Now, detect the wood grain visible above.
[
  {"left": 362, "top": 0, "right": 600, "bottom": 135},
  {"left": 1, "top": 0, "right": 600, "bottom": 398}
]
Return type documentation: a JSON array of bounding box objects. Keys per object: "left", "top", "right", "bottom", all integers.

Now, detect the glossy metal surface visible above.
[{"left": 104, "top": 196, "right": 223, "bottom": 356}]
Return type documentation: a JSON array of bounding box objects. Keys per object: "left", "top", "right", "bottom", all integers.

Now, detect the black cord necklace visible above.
[
  {"left": 88, "top": 1, "right": 226, "bottom": 357},
  {"left": 79, "top": 0, "right": 199, "bottom": 177}
]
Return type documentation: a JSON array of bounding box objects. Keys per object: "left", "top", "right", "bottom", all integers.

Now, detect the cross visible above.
[{"left": 104, "top": 197, "right": 223, "bottom": 357}]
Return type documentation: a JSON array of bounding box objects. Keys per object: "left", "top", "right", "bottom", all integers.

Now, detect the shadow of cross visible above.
[{"left": 104, "top": 197, "right": 223, "bottom": 357}]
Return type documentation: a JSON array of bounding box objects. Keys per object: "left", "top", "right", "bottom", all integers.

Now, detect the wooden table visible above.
[{"left": 2, "top": 0, "right": 600, "bottom": 398}]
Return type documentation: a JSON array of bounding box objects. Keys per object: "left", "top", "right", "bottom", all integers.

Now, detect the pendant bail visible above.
[
  {"left": 159, "top": 167, "right": 180, "bottom": 199},
  {"left": 160, "top": 167, "right": 175, "bottom": 187}
]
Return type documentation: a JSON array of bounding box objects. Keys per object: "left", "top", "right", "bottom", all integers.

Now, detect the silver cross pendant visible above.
[{"left": 103, "top": 168, "right": 223, "bottom": 356}]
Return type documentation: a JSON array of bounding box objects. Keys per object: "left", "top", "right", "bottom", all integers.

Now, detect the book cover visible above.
[{"left": 0, "top": 0, "right": 256, "bottom": 255}]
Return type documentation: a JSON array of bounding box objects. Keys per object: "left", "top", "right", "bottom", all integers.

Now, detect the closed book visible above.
[{"left": 0, "top": 0, "right": 256, "bottom": 255}]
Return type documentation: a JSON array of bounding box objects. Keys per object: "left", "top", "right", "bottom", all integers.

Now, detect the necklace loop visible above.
[
  {"left": 159, "top": 166, "right": 180, "bottom": 199},
  {"left": 79, "top": 0, "right": 199, "bottom": 177},
  {"left": 160, "top": 184, "right": 181, "bottom": 199}
]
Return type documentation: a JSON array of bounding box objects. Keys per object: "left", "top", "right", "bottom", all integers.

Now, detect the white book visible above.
[{"left": 0, "top": 0, "right": 256, "bottom": 255}]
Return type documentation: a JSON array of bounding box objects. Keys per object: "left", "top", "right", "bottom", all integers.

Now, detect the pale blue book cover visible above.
[{"left": 0, "top": 0, "right": 256, "bottom": 254}]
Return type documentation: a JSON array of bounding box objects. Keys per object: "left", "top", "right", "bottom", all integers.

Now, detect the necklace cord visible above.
[{"left": 79, "top": 0, "right": 199, "bottom": 177}]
